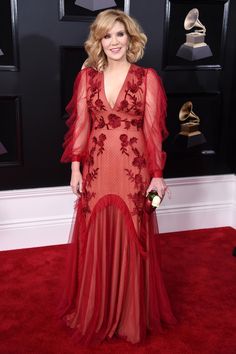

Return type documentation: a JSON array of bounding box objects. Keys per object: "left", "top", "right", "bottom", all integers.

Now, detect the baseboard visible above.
[
  {"left": 0, "top": 187, "right": 75, "bottom": 251},
  {"left": 0, "top": 174, "right": 235, "bottom": 251},
  {"left": 157, "top": 174, "right": 236, "bottom": 232}
]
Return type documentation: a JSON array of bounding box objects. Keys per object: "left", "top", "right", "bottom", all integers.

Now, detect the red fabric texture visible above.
[
  {"left": 143, "top": 68, "right": 169, "bottom": 178},
  {"left": 61, "top": 68, "right": 91, "bottom": 163},
  {"left": 58, "top": 64, "right": 176, "bottom": 345},
  {"left": 61, "top": 64, "right": 168, "bottom": 176},
  {"left": 57, "top": 197, "right": 176, "bottom": 345}
]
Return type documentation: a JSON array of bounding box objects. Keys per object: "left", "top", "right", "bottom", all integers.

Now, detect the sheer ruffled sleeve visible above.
[
  {"left": 143, "top": 68, "right": 168, "bottom": 178},
  {"left": 61, "top": 68, "right": 90, "bottom": 163}
]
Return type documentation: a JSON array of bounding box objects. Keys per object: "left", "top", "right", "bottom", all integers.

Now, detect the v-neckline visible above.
[{"left": 102, "top": 63, "right": 132, "bottom": 111}]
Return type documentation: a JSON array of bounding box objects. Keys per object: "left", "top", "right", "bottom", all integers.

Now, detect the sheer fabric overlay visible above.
[{"left": 58, "top": 64, "right": 176, "bottom": 346}]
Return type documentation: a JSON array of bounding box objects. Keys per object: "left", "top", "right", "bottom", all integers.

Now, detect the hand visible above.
[
  {"left": 70, "top": 170, "right": 83, "bottom": 197},
  {"left": 146, "top": 177, "right": 167, "bottom": 199}
]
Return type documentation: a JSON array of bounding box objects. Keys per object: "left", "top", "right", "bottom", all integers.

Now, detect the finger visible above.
[
  {"left": 79, "top": 180, "right": 83, "bottom": 193},
  {"left": 146, "top": 186, "right": 151, "bottom": 196},
  {"left": 72, "top": 187, "right": 78, "bottom": 196},
  {"left": 71, "top": 184, "right": 80, "bottom": 196},
  {"left": 74, "top": 189, "right": 81, "bottom": 197},
  {"left": 159, "top": 189, "right": 166, "bottom": 199},
  {"left": 146, "top": 184, "right": 159, "bottom": 196},
  {"left": 157, "top": 188, "right": 164, "bottom": 198},
  {"left": 162, "top": 185, "right": 167, "bottom": 193}
]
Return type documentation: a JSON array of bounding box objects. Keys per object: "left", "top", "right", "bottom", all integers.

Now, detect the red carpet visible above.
[{"left": 0, "top": 227, "right": 236, "bottom": 354}]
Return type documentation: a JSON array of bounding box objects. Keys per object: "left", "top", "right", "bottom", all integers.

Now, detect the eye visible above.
[
  {"left": 117, "top": 31, "right": 125, "bottom": 37},
  {"left": 104, "top": 33, "right": 111, "bottom": 39}
]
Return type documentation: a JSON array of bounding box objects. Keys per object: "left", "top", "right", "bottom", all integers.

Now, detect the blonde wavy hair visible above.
[{"left": 84, "top": 9, "right": 147, "bottom": 71}]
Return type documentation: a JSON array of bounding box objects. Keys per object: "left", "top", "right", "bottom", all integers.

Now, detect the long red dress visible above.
[{"left": 58, "top": 63, "right": 177, "bottom": 345}]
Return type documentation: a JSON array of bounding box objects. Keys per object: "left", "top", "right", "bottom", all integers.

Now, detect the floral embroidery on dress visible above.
[
  {"left": 87, "top": 69, "right": 106, "bottom": 113},
  {"left": 133, "top": 67, "right": 146, "bottom": 82},
  {"left": 82, "top": 133, "right": 106, "bottom": 214},
  {"left": 94, "top": 113, "right": 143, "bottom": 131},
  {"left": 127, "top": 191, "right": 145, "bottom": 218},
  {"left": 85, "top": 65, "right": 149, "bottom": 215},
  {"left": 116, "top": 66, "right": 145, "bottom": 117},
  {"left": 87, "top": 66, "right": 145, "bottom": 130},
  {"left": 119, "top": 134, "right": 147, "bottom": 217},
  {"left": 120, "top": 134, "right": 129, "bottom": 155},
  {"left": 108, "top": 114, "right": 121, "bottom": 128}
]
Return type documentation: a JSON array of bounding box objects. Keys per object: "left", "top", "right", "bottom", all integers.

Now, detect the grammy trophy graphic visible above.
[
  {"left": 174, "top": 101, "right": 206, "bottom": 148},
  {"left": 74, "top": 0, "right": 117, "bottom": 12},
  {"left": 176, "top": 8, "right": 213, "bottom": 61}
]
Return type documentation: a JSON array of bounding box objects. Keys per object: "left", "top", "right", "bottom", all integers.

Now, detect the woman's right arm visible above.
[{"left": 61, "top": 69, "right": 90, "bottom": 195}]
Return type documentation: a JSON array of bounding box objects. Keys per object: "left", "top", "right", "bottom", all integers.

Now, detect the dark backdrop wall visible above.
[{"left": 0, "top": 0, "right": 235, "bottom": 190}]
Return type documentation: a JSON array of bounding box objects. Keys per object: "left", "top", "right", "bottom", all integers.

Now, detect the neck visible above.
[{"left": 105, "top": 59, "right": 131, "bottom": 72}]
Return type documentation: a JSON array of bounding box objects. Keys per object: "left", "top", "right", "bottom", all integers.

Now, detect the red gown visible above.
[{"left": 58, "top": 63, "right": 177, "bottom": 345}]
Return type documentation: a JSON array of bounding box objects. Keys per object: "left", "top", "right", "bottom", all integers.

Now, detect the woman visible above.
[{"left": 58, "top": 8, "right": 176, "bottom": 345}]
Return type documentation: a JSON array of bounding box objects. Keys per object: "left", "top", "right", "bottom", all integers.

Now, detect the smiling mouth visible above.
[{"left": 110, "top": 48, "right": 121, "bottom": 53}]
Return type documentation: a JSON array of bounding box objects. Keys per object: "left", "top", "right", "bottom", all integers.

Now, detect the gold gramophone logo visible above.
[
  {"left": 176, "top": 8, "right": 213, "bottom": 61},
  {"left": 176, "top": 101, "right": 206, "bottom": 147}
]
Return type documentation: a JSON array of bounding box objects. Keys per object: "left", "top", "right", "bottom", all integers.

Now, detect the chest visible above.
[
  {"left": 86, "top": 66, "right": 146, "bottom": 115},
  {"left": 103, "top": 72, "right": 129, "bottom": 109}
]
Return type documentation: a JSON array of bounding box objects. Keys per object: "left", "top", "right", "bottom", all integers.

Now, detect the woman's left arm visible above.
[{"left": 143, "top": 68, "right": 169, "bottom": 199}]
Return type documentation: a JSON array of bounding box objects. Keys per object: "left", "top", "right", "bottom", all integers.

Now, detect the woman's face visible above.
[{"left": 101, "top": 21, "right": 129, "bottom": 64}]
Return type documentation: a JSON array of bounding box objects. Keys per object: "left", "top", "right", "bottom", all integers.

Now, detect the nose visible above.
[{"left": 111, "top": 35, "right": 119, "bottom": 45}]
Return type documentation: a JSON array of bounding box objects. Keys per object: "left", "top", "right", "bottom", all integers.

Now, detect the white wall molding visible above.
[
  {"left": 157, "top": 174, "right": 236, "bottom": 232},
  {"left": 0, "top": 186, "right": 75, "bottom": 251},
  {"left": 0, "top": 174, "right": 235, "bottom": 251}
]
